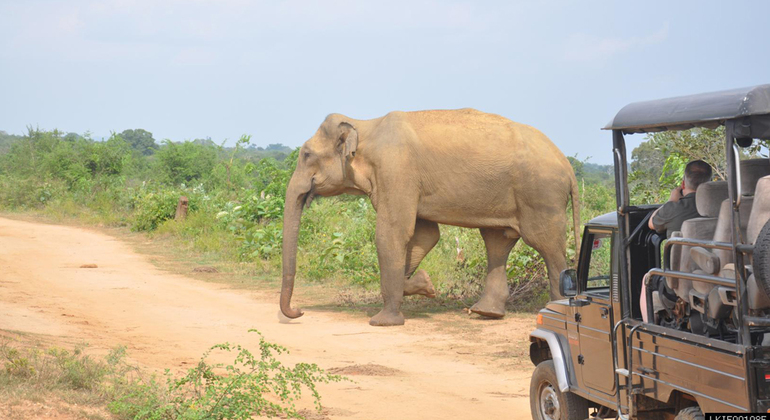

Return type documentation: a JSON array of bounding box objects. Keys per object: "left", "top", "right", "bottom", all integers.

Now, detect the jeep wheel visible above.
[
  {"left": 753, "top": 218, "right": 770, "bottom": 300},
  {"left": 675, "top": 406, "right": 704, "bottom": 420},
  {"left": 530, "top": 360, "right": 588, "bottom": 420}
]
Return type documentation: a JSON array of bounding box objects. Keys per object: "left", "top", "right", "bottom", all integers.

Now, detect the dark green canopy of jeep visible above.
[{"left": 604, "top": 84, "right": 770, "bottom": 139}]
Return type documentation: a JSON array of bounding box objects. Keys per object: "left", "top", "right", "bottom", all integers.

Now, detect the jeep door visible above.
[{"left": 575, "top": 229, "right": 617, "bottom": 397}]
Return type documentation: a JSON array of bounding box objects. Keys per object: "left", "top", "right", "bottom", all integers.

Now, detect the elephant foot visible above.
[
  {"left": 404, "top": 270, "right": 436, "bottom": 298},
  {"left": 369, "top": 309, "right": 405, "bottom": 326},
  {"left": 470, "top": 296, "right": 507, "bottom": 319}
]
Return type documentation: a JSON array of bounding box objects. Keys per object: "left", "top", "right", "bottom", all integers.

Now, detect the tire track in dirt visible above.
[{"left": 0, "top": 217, "right": 535, "bottom": 420}]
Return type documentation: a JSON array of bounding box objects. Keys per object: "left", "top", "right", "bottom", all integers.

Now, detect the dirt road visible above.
[{"left": 0, "top": 217, "right": 535, "bottom": 419}]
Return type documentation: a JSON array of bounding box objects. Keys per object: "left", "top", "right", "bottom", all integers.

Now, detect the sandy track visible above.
[{"left": 0, "top": 217, "right": 535, "bottom": 419}]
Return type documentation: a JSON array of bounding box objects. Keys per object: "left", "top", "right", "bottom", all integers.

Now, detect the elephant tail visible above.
[{"left": 570, "top": 175, "right": 581, "bottom": 257}]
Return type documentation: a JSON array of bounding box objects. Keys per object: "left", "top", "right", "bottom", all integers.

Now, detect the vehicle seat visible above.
[
  {"left": 690, "top": 158, "right": 769, "bottom": 277},
  {"left": 690, "top": 174, "right": 770, "bottom": 315},
  {"left": 669, "top": 181, "right": 728, "bottom": 300},
  {"left": 740, "top": 158, "right": 770, "bottom": 196},
  {"left": 688, "top": 195, "right": 753, "bottom": 317}
]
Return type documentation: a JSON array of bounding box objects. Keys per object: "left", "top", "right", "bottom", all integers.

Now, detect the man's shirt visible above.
[{"left": 652, "top": 192, "right": 701, "bottom": 237}]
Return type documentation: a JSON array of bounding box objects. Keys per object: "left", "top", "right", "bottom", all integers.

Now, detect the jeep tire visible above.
[
  {"left": 675, "top": 406, "right": 704, "bottom": 420},
  {"left": 754, "top": 218, "right": 770, "bottom": 301},
  {"left": 530, "top": 360, "right": 588, "bottom": 420}
]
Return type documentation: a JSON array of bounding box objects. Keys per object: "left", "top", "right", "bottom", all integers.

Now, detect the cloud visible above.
[{"left": 564, "top": 23, "right": 669, "bottom": 62}]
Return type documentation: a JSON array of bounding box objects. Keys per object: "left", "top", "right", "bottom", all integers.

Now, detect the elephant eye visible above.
[{"left": 303, "top": 151, "right": 311, "bottom": 159}]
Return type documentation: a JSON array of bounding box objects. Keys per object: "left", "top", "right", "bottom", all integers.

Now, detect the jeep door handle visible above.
[{"left": 600, "top": 307, "right": 609, "bottom": 318}]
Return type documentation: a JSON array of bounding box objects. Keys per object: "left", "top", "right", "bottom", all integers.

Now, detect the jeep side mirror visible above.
[{"left": 560, "top": 269, "right": 578, "bottom": 297}]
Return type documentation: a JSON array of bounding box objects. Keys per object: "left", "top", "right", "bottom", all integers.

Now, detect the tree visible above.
[
  {"left": 219, "top": 135, "right": 251, "bottom": 190},
  {"left": 156, "top": 140, "right": 217, "bottom": 185},
  {"left": 629, "top": 127, "right": 733, "bottom": 204},
  {"left": 120, "top": 129, "right": 157, "bottom": 156},
  {"left": 0, "top": 130, "right": 23, "bottom": 155}
]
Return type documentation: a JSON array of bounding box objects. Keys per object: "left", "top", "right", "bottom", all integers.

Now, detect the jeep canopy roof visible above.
[{"left": 604, "top": 84, "right": 770, "bottom": 138}]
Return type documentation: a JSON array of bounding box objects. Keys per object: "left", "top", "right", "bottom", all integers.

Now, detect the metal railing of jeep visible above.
[{"left": 645, "top": 237, "right": 770, "bottom": 326}]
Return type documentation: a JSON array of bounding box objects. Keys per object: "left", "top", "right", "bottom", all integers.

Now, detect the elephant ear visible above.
[{"left": 338, "top": 122, "right": 358, "bottom": 160}]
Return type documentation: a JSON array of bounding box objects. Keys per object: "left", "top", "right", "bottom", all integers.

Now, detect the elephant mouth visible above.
[{"left": 301, "top": 178, "right": 316, "bottom": 209}]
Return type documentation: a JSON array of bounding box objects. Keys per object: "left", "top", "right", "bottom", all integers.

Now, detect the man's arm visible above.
[
  {"left": 648, "top": 208, "right": 660, "bottom": 230},
  {"left": 648, "top": 186, "right": 684, "bottom": 231}
]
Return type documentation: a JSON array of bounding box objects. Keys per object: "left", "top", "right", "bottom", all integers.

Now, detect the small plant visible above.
[
  {"left": 2, "top": 347, "right": 36, "bottom": 378},
  {"left": 238, "top": 222, "right": 283, "bottom": 259},
  {"left": 1, "top": 332, "right": 345, "bottom": 420},
  {"left": 110, "top": 329, "right": 345, "bottom": 419}
]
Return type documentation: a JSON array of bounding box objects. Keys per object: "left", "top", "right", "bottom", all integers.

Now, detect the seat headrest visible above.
[
  {"left": 740, "top": 158, "right": 770, "bottom": 195},
  {"left": 696, "top": 181, "right": 729, "bottom": 217}
]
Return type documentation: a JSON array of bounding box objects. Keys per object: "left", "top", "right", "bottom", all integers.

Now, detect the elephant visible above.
[{"left": 280, "top": 109, "right": 580, "bottom": 326}]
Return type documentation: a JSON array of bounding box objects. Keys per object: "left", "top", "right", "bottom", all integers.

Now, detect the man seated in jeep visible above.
[
  {"left": 647, "top": 160, "right": 713, "bottom": 237},
  {"left": 641, "top": 160, "right": 713, "bottom": 323}
]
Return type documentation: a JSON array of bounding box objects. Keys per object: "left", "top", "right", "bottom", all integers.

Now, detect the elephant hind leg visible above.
[
  {"left": 520, "top": 218, "right": 568, "bottom": 301},
  {"left": 404, "top": 270, "right": 435, "bottom": 298},
  {"left": 403, "top": 219, "right": 440, "bottom": 298},
  {"left": 470, "top": 228, "right": 519, "bottom": 318}
]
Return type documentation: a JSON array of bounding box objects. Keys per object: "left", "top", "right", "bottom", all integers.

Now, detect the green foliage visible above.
[
  {"left": 300, "top": 197, "right": 379, "bottom": 285},
  {"left": 0, "top": 338, "right": 119, "bottom": 394},
  {"left": 111, "top": 330, "right": 344, "bottom": 419},
  {"left": 0, "top": 130, "right": 23, "bottom": 155},
  {"left": 569, "top": 155, "right": 614, "bottom": 188},
  {"left": 659, "top": 153, "right": 687, "bottom": 188},
  {"left": 132, "top": 188, "right": 183, "bottom": 232},
  {"left": 156, "top": 140, "right": 218, "bottom": 185},
  {"left": 130, "top": 184, "right": 207, "bottom": 232},
  {"left": 120, "top": 128, "right": 158, "bottom": 156},
  {"left": 0, "top": 128, "right": 131, "bottom": 188},
  {"left": 1, "top": 333, "right": 343, "bottom": 420},
  {"left": 627, "top": 126, "right": 754, "bottom": 204}
]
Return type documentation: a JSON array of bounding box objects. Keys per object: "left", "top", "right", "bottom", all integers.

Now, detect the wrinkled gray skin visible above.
[{"left": 281, "top": 109, "right": 580, "bottom": 326}]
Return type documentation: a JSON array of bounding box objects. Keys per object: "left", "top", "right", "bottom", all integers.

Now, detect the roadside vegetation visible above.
[
  {"left": 1, "top": 126, "right": 757, "bottom": 313},
  {"left": 0, "top": 330, "right": 343, "bottom": 420}
]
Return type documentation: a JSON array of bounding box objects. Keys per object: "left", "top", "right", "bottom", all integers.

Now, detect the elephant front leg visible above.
[
  {"left": 370, "top": 215, "right": 413, "bottom": 327},
  {"left": 470, "top": 228, "right": 519, "bottom": 319}
]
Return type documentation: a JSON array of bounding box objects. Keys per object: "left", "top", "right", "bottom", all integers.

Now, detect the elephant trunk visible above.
[{"left": 280, "top": 173, "right": 311, "bottom": 319}]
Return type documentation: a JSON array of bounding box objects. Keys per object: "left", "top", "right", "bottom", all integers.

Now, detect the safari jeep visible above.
[{"left": 529, "top": 84, "right": 770, "bottom": 420}]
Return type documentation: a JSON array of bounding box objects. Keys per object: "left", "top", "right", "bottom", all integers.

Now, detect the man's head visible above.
[{"left": 684, "top": 160, "right": 713, "bottom": 191}]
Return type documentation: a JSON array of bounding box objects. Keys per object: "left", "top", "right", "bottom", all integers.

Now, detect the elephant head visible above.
[{"left": 280, "top": 115, "right": 359, "bottom": 319}]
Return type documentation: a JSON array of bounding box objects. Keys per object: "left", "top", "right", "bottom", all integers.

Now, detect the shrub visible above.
[
  {"left": 131, "top": 185, "right": 203, "bottom": 232},
  {"left": 132, "top": 188, "right": 183, "bottom": 231},
  {"left": 1, "top": 332, "right": 345, "bottom": 420},
  {"left": 111, "top": 330, "right": 345, "bottom": 419},
  {"left": 156, "top": 140, "right": 218, "bottom": 185}
]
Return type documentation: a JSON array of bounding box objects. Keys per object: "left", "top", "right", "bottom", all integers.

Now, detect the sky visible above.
[{"left": 1, "top": 0, "right": 769, "bottom": 164}]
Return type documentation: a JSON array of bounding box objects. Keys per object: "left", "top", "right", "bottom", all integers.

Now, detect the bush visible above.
[
  {"left": 131, "top": 184, "right": 205, "bottom": 232},
  {"left": 156, "top": 140, "right": 218, "bottom": 186},
  {"left": 111, "top": 330, "right": 345, "bottom": 419},
  {"left": 1, "top": 332, "right": 345, "bottom": 420}
]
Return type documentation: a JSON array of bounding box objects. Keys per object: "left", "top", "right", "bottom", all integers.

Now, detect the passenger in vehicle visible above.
[
  {"left": 648, "top": 160, "right": 713, "bottom": 237},
  {"left": 642, "top": 160, "right": 713, "bottom": 323}
]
